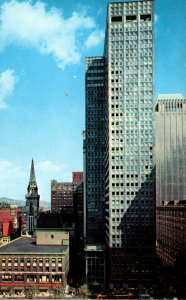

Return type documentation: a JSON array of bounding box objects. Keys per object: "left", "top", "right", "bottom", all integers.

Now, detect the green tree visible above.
[
  {"left": 24, "top": 286, "right": 38, "bottom": 299},
  {"left": 79, "top": 284, "right": 90, "bottom": 299}
]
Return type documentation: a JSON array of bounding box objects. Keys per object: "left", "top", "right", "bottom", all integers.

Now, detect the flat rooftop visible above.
[{"left": 0, "top": 237, "right": 68, "bottom": 254}]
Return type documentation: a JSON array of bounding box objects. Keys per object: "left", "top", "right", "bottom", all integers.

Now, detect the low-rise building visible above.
[
  {"left": 0, "top": 228, "right": 69, "bottom": 297},
  {"left": 0, "top": 205, "right": 20, "bottom": 244}
]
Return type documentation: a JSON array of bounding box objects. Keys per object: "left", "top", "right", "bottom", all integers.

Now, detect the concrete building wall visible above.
[
  {"left": 104, "top": 0, "right": 155, "bottom": 286},
  {"left": 36, "top": 230, "right": 69, "bottom": 246}
]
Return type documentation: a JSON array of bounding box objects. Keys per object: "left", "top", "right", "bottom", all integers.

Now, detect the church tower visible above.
[{"left": 26, "top": 159, "right": 40, "bottom": 235}]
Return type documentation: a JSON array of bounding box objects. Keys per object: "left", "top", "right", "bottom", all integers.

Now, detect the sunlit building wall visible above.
[{"left": 155, "top": 94, "right": 186, "bottom": 205}]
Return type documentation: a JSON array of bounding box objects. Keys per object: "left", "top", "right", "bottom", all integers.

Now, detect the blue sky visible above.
[{"left": 0, "top": 0, "right": 185, "bottom": 203}]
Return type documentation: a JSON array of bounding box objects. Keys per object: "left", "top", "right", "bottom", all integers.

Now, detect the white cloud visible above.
[
  {"left": 36, "top": 160, "right": 68, "bottom": 173},
  {"left": 0, "top": 69, "right": 17, "bottom": 109},
  {"left": 85, "top": 30, "right": 104, "bottom": 49},
  {"left": 0, "top": 0, "right": 103, "bottom": 69},
  {"left": 0, "top": 160, "right": 26, "bottom": 180}
]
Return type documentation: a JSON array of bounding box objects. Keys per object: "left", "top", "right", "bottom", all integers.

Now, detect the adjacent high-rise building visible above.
[
  {"left": 85, "top": 57, "right": 106, "bottom": 244},
  {"left": 155, "top": 94, "right": 186, "bottom": 205},
  {"left": 51, "top": 180, "right": 73, "bottom": 213},
  {"left": 85, "top": 0, "right": 155, "bottom": 287},
  {"left": 25, "top": 159, "right": 40, "bottom": 235},
  {"left": 155, "top": 94, "right": 186, "bottom": 295}
]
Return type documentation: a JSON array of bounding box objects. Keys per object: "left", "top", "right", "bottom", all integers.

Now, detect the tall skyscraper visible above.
[
  {"left": 26, "top": 159, "right": 40, "bottom": 235},
  {"left": 85, "top": 0, "right": 155, "bottom": 287},
  {"left": 155, "top": 94, "right": 186, "bottom": 205},
  {"left": 85, "top": 57, "right": 106, "bottom": 243}
]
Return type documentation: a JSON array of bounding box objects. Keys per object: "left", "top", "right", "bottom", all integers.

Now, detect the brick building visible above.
[
  {"left": 156, "top": 201, "right": 186, "bottom": 293},
  {"left": 0, "top": 205, "right": 20, "bottom": 244},
  {"left": 72, "top": 172, "right": 83, "bottom": 186},
  {"left": 51, "top": 181, "right": 73, "bottom": 213},
  {"left": 0, "top": 228, "right": 69, "bottom": 297},
  {"left": 156, "top": 201, "right": 186, "bottom": 267}
]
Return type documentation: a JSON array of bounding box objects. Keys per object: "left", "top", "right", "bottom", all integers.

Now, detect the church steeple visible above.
[
  {"left": 25, "top": 159, "right": 40, "bottom": 235},
  {"left": 29, "top": 158, "right": 37, "bottom": 186},
  {"left": 27, "top": 159, "right": 38, "bottom": 194}
]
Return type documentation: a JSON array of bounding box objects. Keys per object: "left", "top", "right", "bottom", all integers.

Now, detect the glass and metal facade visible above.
[
  {"left": 104, "top": 0, "right": 155, "bottom": 285},
  {"left": 85, "top": 57, "right": 106, "bottom": 244},
  {"left": 85, "top": 0, "right": 155, "bottom": 286},
  {"left": 155, "top": 94, "right": 186, "bottom": 205}
]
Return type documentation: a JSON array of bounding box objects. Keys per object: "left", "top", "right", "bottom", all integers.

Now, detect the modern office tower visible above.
[
  {"left": 84, "top": 57, "right": 106, "bottom": 286},
  {"left": 51, "top": 181, "right": 73, "bottom": 213},
  {"left": 85, "top": 57, "right": 106, "bottom": 244},
  {"left": 25, "top": 159, "right": 40, "bottom": 235},
  {"left": 85, "top": 0, "right": 155, "bottom": 287},
  {"left": 155, "top": 94, "right": 186, "bottom": 205}
]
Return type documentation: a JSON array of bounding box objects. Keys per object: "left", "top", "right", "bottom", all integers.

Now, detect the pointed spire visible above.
[{"left": 29, "top": 158, "right": 37, "bottom": 187}]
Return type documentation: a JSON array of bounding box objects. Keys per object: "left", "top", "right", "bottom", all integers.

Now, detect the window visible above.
[
  {"left": 140, "top": 14, "right": 151, "bottom": 21},
  {"left": 126, "top": 15, "right": 136, "bottom": 21},
  {"left": 15, "top": 275, "right": 24, "bottom": 282},
  {"left": 51, "top": 234, "right": 54, "bottom": 239},
  {"left": 111, "top": 16, "right": 122, "bottom": 22},
  {"left": 2, "top": 275, "right": 11, "bottom": 281}
]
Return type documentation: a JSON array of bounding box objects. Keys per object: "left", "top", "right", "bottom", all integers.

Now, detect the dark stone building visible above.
[{"left": 25, "top": 159, "right": 40, "bottom": 235}]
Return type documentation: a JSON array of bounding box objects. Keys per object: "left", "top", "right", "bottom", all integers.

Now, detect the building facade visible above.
[
  {"left": 51, "top": 181, "right": 73, "bottom": 213},
  {"left": 72, "top": 172, "right": 83, "bottom": 186},
  {"left": 85, "top": 0, "right": 155, "bottom": 287},
  {"left": 0, "top": 205, "right": 20, "bottom": 244},
  {"left": 0, "top": 229, "right": 69, "bottom": 297},
  {"left": 156, "top": 201, "right": 186, "bottom": 293},
  {"left": 156, "top": 201, "right": 186, "bottom": 268},
  {"left": 155, "top": 94, "right": 186, "bottom": 205},
  {"left": 25, "top": 159, "right": 40, "bottom": 235},
  {"left": 85, "top": 57, "right": 106, "bottom": 244}
]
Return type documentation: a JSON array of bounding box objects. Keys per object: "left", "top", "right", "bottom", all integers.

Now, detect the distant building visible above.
[
  {"left": 72, "top": 172, "right": 83, "bottom": 186},
  {"left": 25, "top": 159, "right": 40, "bottom": 234},
  {"left": 0, "top": 205, "right": 19, "bottom": 244},
  {"left": 155, "top": 94, "right": 186, "bottom": 205},
  {"left": 0, "top": 228, "right": 69, "bottom": 297},
  {"left": 51, "top": 181, "right": 73, "bottom": 213},
  {"left": 73, "top": 182, "right": 84, "bottom": 241}
]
